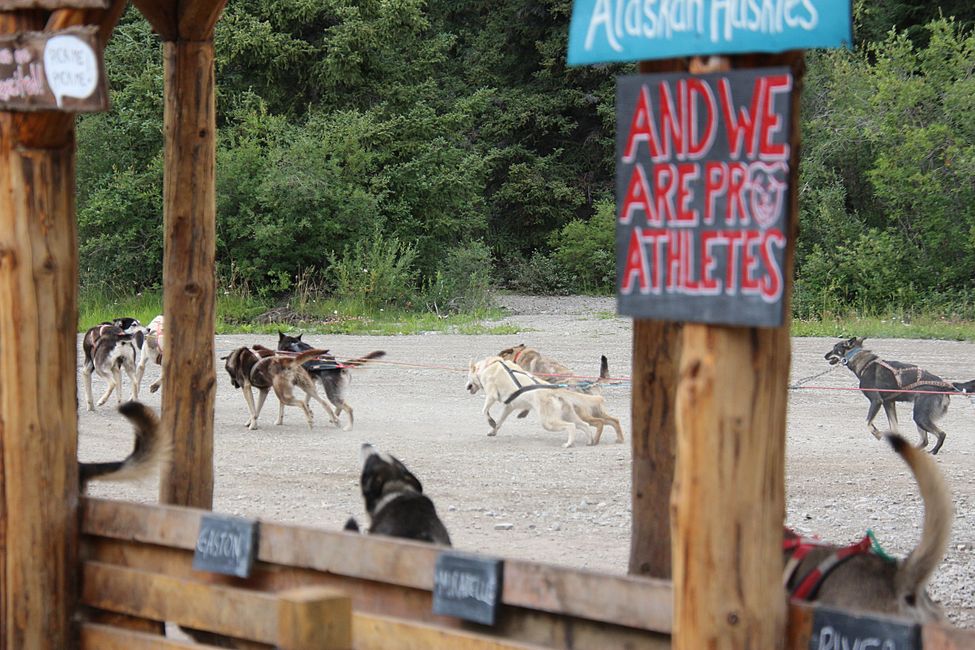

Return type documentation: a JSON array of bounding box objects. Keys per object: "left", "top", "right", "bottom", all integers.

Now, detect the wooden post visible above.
[
  {"left": 0, "top": 14, "right": 79, "bottom": 649},
  {"left": 670, "top": 52, "right": 804, "bottom": 650},
  {"left": 277, "top": 587, "right": 352, "bottom": 650},
  {"left": 158, "top": 37, "right": 218, "bottom": 508},
  {"left": 628, "top": 59, "right": 686, "bottom": 580}
]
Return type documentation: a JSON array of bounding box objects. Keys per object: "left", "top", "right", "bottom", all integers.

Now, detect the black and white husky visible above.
[
  {"left": 82, "top": 318, "right": 142, "bottom": 411},
  {"left": 345, "top": 444, "right": 451, "bottom": 546},
  {"left": 276, "top": 332, "right": 385, "bottom": 430}
]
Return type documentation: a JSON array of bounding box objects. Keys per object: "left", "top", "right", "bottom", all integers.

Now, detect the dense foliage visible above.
[{"left": 77, "top": 1, "right": 975, "bottom": 316}]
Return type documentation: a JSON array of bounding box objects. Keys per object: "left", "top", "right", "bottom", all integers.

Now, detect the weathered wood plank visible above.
[
  {"left": 354, "top": 613, "right": 549, "bottom": 650},
  {"left": 82, "top": 498, "right": 673, "bottom": 633},
  {"left": 0, "top": 11, "right": 78, "bottom": 647},
  {"left": 80, "top": 623, "right": 223, "bottom": 649},
  {"left": 922, "top": 623, "right": 975, "bottom": 650},
  {"left": 81, "top": 562, "right": 281, "bottom": 643},
  {"left": 158, "top": 38, "right": 217, "bottom": 510},
  {"left": 670, "top": 51, "right": 803, "bottom": 650}
]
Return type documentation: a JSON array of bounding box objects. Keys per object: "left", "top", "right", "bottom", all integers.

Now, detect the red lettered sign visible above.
[{"left": 616, "top": 69, "right": 793, "bottom": 326}]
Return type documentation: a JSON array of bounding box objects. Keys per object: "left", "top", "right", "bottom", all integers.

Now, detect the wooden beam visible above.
[
  {"left": 670, "top": 52, "right": 803, "bottom": 650},
  {"left": 158, "top": 38, "right": 217, "bottom": 509},
  {"left": 0, "top": 12, "right": 79, "bottom": 650},
  {"left": 131, "top": 0, "right": 178, "bottom": 41},
  {"left": 177, "top": 0, "right": 227, "bottom": 41},
  {"left": 81, "top": 623, "right": 227, "bottom": 649},
  {"left": 628, "top": 58, "right": 688, "bottom": 581}
]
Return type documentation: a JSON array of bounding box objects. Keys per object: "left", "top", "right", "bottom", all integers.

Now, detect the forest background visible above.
[{"left": 77, "top": 0, "right": 975, "bottom": 329}]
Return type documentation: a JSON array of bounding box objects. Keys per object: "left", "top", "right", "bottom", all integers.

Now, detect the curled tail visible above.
[
  {"left": 886, "top": 434, "right": 952, "bottom": 605},
  {"left": 80, "top": 402, "right": 170, "bottom": 486},
  {"left": 293, "top": 348, "right": 329, "bottom": 366},
  {"left": 342, "top": 350, "right": 386, "bottom": 368}
]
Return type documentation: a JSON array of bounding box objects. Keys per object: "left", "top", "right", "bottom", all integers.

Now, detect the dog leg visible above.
[
  {"left": 340, "top": 403, "right": 354, "bottom": 431},
  {"left": 276, "top": 399, "right": 285, "bottom": 426},
  {"left": 865, "top": 396, "right": 884, "bottom": 439},
  {"left": 490, "top": 404, "right": 517, "bottom": 436},
  {"left": 914, "top": 424, "right": 930, "bottom": 450},
  {"left": 83, "top": 363, "right": 95, "bottom": 411},
  {"left": 882, "top": 401, "right": 900, "bottom": 434},
  {"left": 242, "top": 385, "right": 260, "bottom": 429},
  {"left": 304, "top": 390, "right": 341, "bottom": 428},
  {"left": 124, "top": 359, "right": 139, "bottom": 401},
  {"left": 914, "top": 406, "right": 948, "bottom": 454},
  {"left": 96, "top": 367, "right": 121, "bottom": 407},
  {"left": 149, "top": 370, "right": 163, "bottom": 394},
  {"left": 482, "top": 396, "right": 498, "bottom": 434},
  {"left": 135, "top": 345, "right": 148, "bottom": 394},
  {"left": 253, "top": 388, "right": 269, "bottom": 426}
]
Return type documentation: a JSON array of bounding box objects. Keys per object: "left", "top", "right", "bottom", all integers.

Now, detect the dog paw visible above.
[
  {"left": 487, "top": 430, "right": 497, "bottom": 437},
  {"left": 562, "top": 441, "right": 574, "bottom": 448},
  {"left": 149, "top": 384, "right": 160, "bottom": 394}
]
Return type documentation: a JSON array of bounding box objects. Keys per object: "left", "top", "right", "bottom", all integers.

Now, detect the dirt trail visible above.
[{"left": 79, "top": 295, "right": 975, "bottom": 627}]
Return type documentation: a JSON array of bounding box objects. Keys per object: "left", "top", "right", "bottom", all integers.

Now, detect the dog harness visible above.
[
  {"left": 492, "top": 360, "right": 560, "bottom": 404},
  {"left": 782, "top": 529, "right": 892, "bottom": 601},
  {"left": 846, "top": 348, "right": 956, "bottom": 392}
]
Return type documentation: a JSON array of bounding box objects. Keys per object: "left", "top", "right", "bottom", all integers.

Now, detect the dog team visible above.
[{"left": 80, "top": 325, "right": 969, "bottom": 625}]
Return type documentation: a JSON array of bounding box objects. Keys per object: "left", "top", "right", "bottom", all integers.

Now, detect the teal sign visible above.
[{"left": 568, "top": 0, "right": 852, "bottom": 65}]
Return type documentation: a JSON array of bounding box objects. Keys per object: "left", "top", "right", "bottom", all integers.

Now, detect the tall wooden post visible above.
[
  {"left": 0, "top": 15, "right": 78, "bottom": 649},
  {"left": 670, "top": 52, "right": 804, "bottom": 650},
  {"left": 157, "top": 38, "right": 218, "bottom": 508}
]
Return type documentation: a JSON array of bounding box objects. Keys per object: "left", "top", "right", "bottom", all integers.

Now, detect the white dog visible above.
[
  {"left": 466, "top": 356, "right": 616, "bottom": 448},
  {"left": 135, "top": 315, "right": 164, "bottom": 395}
]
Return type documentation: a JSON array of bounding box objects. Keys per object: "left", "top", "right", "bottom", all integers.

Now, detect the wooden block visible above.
[
  {"left": 277, "top": 586, "right": 352, "bottom": 650},
  {"left": 922, "top": 622, "right": 975, "bottom": 650},
  {"left": 354, "top": 613, "right": 550, "bottom": 650}
]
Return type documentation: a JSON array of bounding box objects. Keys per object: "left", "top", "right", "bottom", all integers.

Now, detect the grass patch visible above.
[
  {"left": 80, "top": 290, "right": 520, "bottom": 336},
  {"left": 792, "top": 315, "right": 975, "bottom": 341}
]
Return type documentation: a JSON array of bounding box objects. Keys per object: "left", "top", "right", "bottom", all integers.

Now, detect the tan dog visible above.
[
  {"left": 135, "top": 314, "right": 164, "bottom": 395},
  {"left": 783, "top": 434, "right": 952, "bottom": 622},
  {"left": 466, "top": 356, "right": 619, "bottom": 447},
  {"left": 497, "top": 344, "right": 623, "bottom": 443},
  {"left": 224, "top": 345, "right": 340, "bottom": 430}
]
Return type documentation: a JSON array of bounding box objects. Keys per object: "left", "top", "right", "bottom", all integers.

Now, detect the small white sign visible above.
[{"left": 43, "top": 34, "right": 97, "bottom": 108}]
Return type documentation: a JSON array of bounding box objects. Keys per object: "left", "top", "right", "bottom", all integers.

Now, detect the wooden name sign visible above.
[
  {"left": 0, "top": 27, "right": 108, "bottom": 113},
  {"left": 615, "top": 67, "right": 794, "bottom": 327},
  {"left": 192, "top": 514, "right": 259, "bottom": 578},
  {"left": 432, "top": 552, "right": 504, "bottom": 626},
  {"left": 567, "top": 0, "right": 852, "bottom": 65},
  {"left": 810, "top": 607, "right": 920, "bottom": 650}
]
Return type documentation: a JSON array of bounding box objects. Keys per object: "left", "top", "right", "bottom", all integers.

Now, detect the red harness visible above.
[{"left": 783, "top": 530, "right": 875, "bottom": 601}]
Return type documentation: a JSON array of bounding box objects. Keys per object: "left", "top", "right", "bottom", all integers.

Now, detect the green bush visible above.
[
  {"left": 423, "top": 241, "right": 494, "bottom": 313},
  {"left": 502, "top": 251, "right": 574, "bottom": 296},
  {"left": 549, "top": 199, "right": 615, "bottom": 293},
  {"left": 327, "top": 229, "right": 419, "bottom": 308}
]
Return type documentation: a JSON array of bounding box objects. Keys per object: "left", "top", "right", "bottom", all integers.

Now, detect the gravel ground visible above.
[{"left": 80, "top": 294, "right": 975, "bottom": 628}]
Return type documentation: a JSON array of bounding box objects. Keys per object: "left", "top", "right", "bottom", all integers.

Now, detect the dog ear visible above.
[
  {"left": 392, "top": 457, "right": 423, "bottom": 493},
  {"left": 278, "top": 331, "right": 286, "bottom": 340},
  {"left": 854, "top": 336, "right": 865, "bottom": 346}
]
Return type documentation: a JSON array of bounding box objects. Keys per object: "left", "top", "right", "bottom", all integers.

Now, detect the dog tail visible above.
[
  {"left": 293, "top": 348, "right": 329, "bottom": 366},
  {"left": 887, "top": 434, "right": 953, "bottom": 602},
  {"left": 951, "top": 379, "right": 975, "bottom": 394},
  {"left": 342, "top": 350, "right": 386, "bottom": 368},
  {"left": 79, "top": 402, "right": 171, "bottom": 486}
]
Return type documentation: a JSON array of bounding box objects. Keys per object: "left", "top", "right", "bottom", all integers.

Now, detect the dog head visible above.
[
  {"left": 221, "top": 347, "right": 245, "bottom": 388},
  {"left": 497, "top": 343, "right": 527, "bottom": 362},
  {"left": 278, "top": 331, "right": 305, "bottom": 352},
  {"left": 825, "top": 337, "right": 865, "bottom": 366},
  {"left": 466, "top": 359, "right": 484, "bottom": 394},
  {"left": 358, "top": 443, "right": 423, "bottom": 515},
  {"left": 111, "top": 317, "right": 143, "bottom": 334}
]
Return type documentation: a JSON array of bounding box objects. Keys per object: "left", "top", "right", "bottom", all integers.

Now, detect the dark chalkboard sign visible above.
[
  {"left": 432, "top": 552, "right": 503, "bottom": 626},
  {"left": 192, "top": 514, "right": 259, "bottom": 578},
  {"left": 615, "top": 68, "right": 794, "bottom": 327},
  {"left": 810, "top": 606, "right": 920, "bottom": 650}
]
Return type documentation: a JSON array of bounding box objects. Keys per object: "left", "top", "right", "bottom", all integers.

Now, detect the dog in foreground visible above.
[
  {"left": 80, "top": 401, "right": 170, "bottom": 486},
  {"left": 277, "top": 332, "right": 386, "bottom": 430},
  {"left": 344, "top": 443, "right": 451, "bottom": 546},
  {"left": 222, "top": 345, "right": 340, "bottom": 430},
  {"left": 81, "top": 318, "right": 143, "bottom": 410},
  {"left": 783, "top": 434, "right": 952, "bottom": 622},
  {"left": 467, "top": 355, "right": 620, "bottom": 447},
  {"left": 825, "top": 337, "right": 975, "bottom": 454}
]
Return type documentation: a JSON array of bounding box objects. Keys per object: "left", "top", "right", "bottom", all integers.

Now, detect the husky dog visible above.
[
  {"left": 825, "top": 337, "right": 975, "bottom": 454},
  {"left": 82, "top": 322, "right": 140, "bottom": 411},
  {"left": 344, "top": 443, "right": 451, "bottom": 546},
  {"left": 466, "top": 356, "right": 621, "bottom": 447},
  {"left": 783, "top": 434, "right": 951, "bottom": 622},
  {"left": 80, "top": 401, "right": 170, "bottom": 487},
  {"left": 223, "top": 345, "right": 340, "bottom": 430},
  {"left": 276, "top": 332, "right": 386, "bottom": 431},
  {"left": 135, "top": 315, "right": 164, "bottom": 395}
]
